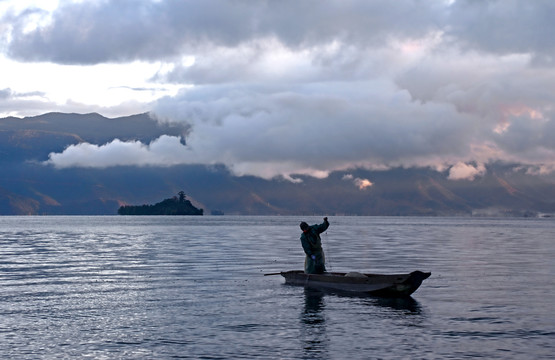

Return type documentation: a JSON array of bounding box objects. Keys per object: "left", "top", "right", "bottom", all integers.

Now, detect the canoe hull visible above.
[{"left": 280, "top": 270, "right": 431, "bottom": 297}]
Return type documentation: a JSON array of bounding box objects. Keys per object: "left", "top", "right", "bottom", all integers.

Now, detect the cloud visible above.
[
  {"left": 0, "top": 87, "right": 44, "bottom": 100},
  {"left": 0, "top": 53, "right": 178, "bottom": 117},
  {"left": 354, "top": 178, "right": 373, "bottom": 189},
  {"left": 0, "top": 91, "right": 151, "bottom": 119},
  {"left": 45, "top": 135, "right": 192, "bottom": 169},
  {"left": 45, "top": 72, "right": 555, "bottom": 180},
  {"left": 5, "top": 1, "right": 555, "bottom": 65},
  {"left": 445, "top": 0, "right": 555, "bottom": 61},
  {"left": 448, "top": 162, "right": 486, "bottom": 181},
  {"left": 343, "top": 174, "right": 373, "bottom": 189},
  {"left": 149, "top": 80, "right": 479, "bottom": 179},
  {"left": 0, "top": 88, "right": 12, "bottom": 99},
  {"left": 0, "top": 87, "right": 54, "bottom": 117},
  {"left": 4, "top": 0, "right": 444, "bottom": 64},
  {"left": 6, "top": 1, "right": 555, "bottom": 179}
]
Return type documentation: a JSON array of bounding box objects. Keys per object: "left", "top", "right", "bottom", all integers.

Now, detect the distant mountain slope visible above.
[
  {"left": 0, "top": 129, "right": 83, "bottom": 162},
  {"left": 0, "top": 112, "right": 186, "bottom": 154},
  {"left": 1, "top": 112, "right": 554, "bottom": 216}
]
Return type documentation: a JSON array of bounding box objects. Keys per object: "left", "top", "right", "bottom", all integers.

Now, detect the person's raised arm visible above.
[{"left": 315, "top": 217, "right": 329, "bottom": 234}]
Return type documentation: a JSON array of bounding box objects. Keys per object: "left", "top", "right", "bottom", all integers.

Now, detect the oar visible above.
[{"left": 264, "top": 272, "right": 283, "bottom": 276}]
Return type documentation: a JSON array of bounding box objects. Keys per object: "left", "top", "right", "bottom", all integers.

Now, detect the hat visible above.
[{"left": 300, "top": 221, "right": 309, "bottom": 231}]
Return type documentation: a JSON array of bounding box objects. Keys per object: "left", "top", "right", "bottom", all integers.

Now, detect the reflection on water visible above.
[
  {"left": 373, "top": 296, "right": 422, "bottom": 314},
  {"left": 1, "top": 216, "right": 553, "bottom": 359},
  {"left": 303, "top": 288, "right": 327, "bottom": 323},
  {"left": 301, "top": 288, "right": 328, "bottom": 358},
  {"left": 300, "top": 287, "right": 425, "bottom": 359}
]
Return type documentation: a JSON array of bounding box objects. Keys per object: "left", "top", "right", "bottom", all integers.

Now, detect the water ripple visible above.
[{"left": 0, "top": 216, "right": 554, "bottom": 359}]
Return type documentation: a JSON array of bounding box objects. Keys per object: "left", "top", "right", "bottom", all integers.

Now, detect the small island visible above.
[{"left": 118, "top": 191, "right": 203, "bottom": 215}]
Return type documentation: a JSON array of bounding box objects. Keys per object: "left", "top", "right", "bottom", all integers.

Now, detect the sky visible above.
[{"left": 1, "top": 0, "right": 555, "bottom": 182}]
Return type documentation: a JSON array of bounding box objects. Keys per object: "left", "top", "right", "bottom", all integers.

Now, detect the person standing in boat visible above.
[{"left": 300, "top": 217, "right": 329, "bottom": 274}]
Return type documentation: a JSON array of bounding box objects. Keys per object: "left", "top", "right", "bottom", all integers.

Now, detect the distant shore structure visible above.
[{"left": 118, "top": 191, "right": 203, "bottom": 215}]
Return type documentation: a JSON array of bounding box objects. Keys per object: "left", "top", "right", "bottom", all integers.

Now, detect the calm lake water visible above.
[{"left": 0, "top": 216, "right": 553, "bottom": 359}]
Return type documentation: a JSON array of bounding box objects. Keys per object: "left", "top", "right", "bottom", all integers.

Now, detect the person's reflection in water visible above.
[{"left": 300, "top": 288, "right": 329, "bottom": 358}]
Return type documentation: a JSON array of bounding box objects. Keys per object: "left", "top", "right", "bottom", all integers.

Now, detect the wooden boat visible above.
[{"left": 276, "top": 270, "right": 431, "bottom": 297}]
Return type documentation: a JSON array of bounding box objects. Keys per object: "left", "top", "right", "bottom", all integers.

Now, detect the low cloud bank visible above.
[
  {"left": 44, "top": 76, "right": 555, "bottom": 181},
  {"left": 45, "top": 136, "right": 192, "bottom": 168}
]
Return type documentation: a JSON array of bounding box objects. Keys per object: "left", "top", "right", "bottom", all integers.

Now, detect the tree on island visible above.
[{"left": 118, "top": 191, "right": 203, "bottom": 215}]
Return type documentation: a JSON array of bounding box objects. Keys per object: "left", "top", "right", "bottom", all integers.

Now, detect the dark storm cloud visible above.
[
  {"left": 6, "top": 0, "right": 443, "bottom": 64},
  {"left": 445, "top": 0, "right": 555, "bottom": 62},
  {"left": 5, "top": 0, "right": 555, "bottom": 65}
]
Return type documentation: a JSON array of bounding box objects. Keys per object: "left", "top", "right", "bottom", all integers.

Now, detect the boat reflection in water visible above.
[
  {"left": 371, "top": 295, "right": 422, "bottom": 314},
  {"left": 299, "top": 286, "right": 424, "bottom": 358}
]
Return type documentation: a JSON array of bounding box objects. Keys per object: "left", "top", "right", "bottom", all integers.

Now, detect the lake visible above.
[{"left": 0, "top": 216, "right": 553, "bottom": 359}]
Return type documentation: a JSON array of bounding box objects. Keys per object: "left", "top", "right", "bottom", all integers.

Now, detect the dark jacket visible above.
[{"left": 300, "top": 219, "right": 329, "bottom": 274}]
